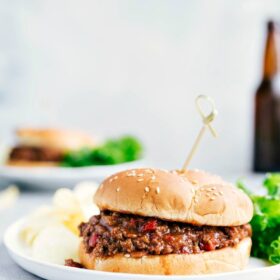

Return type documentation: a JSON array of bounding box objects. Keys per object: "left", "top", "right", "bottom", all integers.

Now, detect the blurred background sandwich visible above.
[{"left": 6, "top": 128, "right": 95, "bottom": 167}]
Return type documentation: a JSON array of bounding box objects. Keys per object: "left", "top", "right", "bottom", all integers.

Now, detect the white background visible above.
[{"left": 0, "top": 0, "right": 280, "bottom": 173}]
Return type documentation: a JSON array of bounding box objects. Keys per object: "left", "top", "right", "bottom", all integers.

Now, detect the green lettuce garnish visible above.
[
  {"left": 237, "top": 174, "right": 280, "bottom": 264},
  {"left": 61, "top": 136, "right": 143, "bottom": 167}
]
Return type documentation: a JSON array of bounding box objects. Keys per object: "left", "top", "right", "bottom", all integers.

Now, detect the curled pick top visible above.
[
  {"left": 181, "top": 95, "right": 218, "bottom": 171},
  {"left": 195, "top": 95, "right": 218, "bottom": 137}
]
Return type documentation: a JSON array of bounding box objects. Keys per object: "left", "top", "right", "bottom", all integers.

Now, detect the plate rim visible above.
[
  {"left": 0, "top": 160, "right": 146, "bottom": 188},
  {"left": 3, "top": 218, "right": 280, "bottom": 280}
]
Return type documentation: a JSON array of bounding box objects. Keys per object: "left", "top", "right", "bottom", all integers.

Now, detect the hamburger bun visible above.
[
  {"left": 79, "top": 237, "right": 251, "bottom": 275},
  {"left": 15, "top": 128, "right": 95, "bottom": 151},
  {"left": 177, "top": 169, "right": 226, "bottom": 185},
  {"left": 5, "top": 159, "right": 59, "bottom": 167},
  {"left": 94, "top": 168, "right": 253, "bottom": 226}
]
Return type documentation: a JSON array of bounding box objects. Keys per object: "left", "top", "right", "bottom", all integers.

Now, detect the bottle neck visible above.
[{"left": 263, "top": 25, "right": 279, "bottom": 79}]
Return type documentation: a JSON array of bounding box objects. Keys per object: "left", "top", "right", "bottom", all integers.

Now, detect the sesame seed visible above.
[
  {"left": 116, "top": 187, "right": 120, "bottom": 192},
  {"left": 209, "top": 197, "right": 215, "bottom": 201},
  {"left": 210, "top": 187, "right": 216, "bottom": 191},
  {"left": 151, "top": 175, "right": 156, "bottom": 181},
  {"left": 156, "top": 187, "right": 160, "bottom": 194},
  {"left": 218, "top": 191, "right": 223, "bottom": 195},
  {"left": 137, "top": 178, "right": 144, "bottom": 182},
  {"left": 145, "top": 186, "right": 150, "bottom": 192},
  {"left": 124, "top": 254, "right": 130, "bottom": 258},
  {"left": 137, "top": 174, "right": 144, "bottom": 177},
  {"left": 127, "top": 173, "right": 135, "bottom": 177},
  {"left": 191, "top": 180, "right": 198, "bottom": 185},
  {"left": 212, "top": 192, "right": 218, "bottom": 196},
  {"left": 114, "top": 176, "right": 118, "bottom": 180}
]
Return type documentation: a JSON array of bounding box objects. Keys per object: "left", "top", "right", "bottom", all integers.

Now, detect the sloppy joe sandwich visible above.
[
  {"left": 78, "top": 168, "right": 253, "bottom": 275},
  {"left": 7, "top": 128, "right": 95, "bottom": 167}
]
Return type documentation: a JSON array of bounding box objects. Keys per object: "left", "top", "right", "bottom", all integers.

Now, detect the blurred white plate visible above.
[
  {"left": 0, "top": 160, "right": 145, "bottom": 189},
  {"left": 4, "top": 219, "right": 280, "bottom": 280}
]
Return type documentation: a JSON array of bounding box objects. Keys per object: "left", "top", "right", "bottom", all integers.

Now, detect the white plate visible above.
[
  {"left": 0, "top": 160, "right": 145, "bottom": 189},
  {"left": 4, "top": 219, "right": 280, "bottom": 280}
]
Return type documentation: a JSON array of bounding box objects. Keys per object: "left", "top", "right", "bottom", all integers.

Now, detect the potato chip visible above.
[
  {"left": 20, "top": 206, "right": 67, "bottom": 245},
  {"left": 74, "top": 181, "right": 100, "bottom": 219},
  {"left": 62, "top": 212, "right": 84, "bottom": 235},
  {"left": 53, "top": 188, "right": 82, "bottom": 214},
  {"left": 19, "top": 182, "right": 100, "bottom": 264},
  {"left": 32, "top": 225, "right": 80, "bottom": 265},
  {"left": 0, "top": 185, "right": 19, "bottom": 212}
]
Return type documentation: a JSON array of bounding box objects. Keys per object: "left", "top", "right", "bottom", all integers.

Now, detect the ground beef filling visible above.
[
  {"left": 65, "top": 259, "right": 84, "bottom": 268},
  {"left": 9, "top": 146, "right": 64, "bottom": 162},
  {"left": 79, "top": 211, "right": 252, "bottom": 258}
]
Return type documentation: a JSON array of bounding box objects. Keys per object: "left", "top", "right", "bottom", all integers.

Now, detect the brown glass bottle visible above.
[{"left": 254, "top": 21, "right": 280, "bottom": 172}]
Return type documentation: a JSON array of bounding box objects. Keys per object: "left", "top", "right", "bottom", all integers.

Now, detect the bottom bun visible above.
[
  {"left": 79, "top": 237, "right": 251, "bottom": 275},
  {"left": 6, "top": 160, "right": 59, "bottom": 167}
]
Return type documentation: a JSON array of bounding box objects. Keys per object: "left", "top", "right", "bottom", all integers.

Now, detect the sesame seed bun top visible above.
[
  {"left": 177, "top": 169, "right": 225, "bottom": 185},
  {"left": 94, "top": 168, "right": 253, "bottom": 226}
]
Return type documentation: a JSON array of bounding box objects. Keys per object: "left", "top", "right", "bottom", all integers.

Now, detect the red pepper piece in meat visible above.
[
  {"left": 89, "top": 233, "right": 99, "bottom": 248},
  {"left": 200, "top": 241, "right": 216, "bottom": 251},
  {"left": 141, "top": 220, "right": 157, "bottom": 232},
  {"left": 164, "top": 234, "right": 175, "bottom": 243}
]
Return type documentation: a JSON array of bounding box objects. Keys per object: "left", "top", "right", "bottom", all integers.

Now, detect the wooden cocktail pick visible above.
[{"left": 181, "top": 95, "right": 218, "bottom": 172}]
